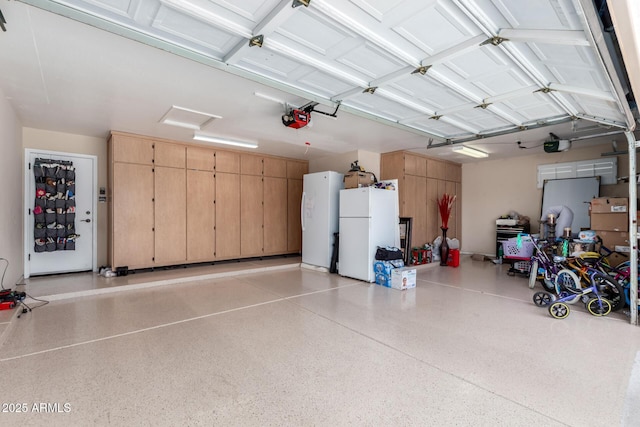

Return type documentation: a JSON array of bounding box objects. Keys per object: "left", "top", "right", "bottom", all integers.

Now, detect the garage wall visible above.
[
  {"left": 309, "top": 150, "right": 380, "bottom": 178},
  {"left": 0, "top": 89, "right": 24, "bottom": 286},
  {"left": 462, "top": 142, "right": 635, "bottom": 256},
  {"left": 23, "top": 128, "right": 108, "bottom": 267}
]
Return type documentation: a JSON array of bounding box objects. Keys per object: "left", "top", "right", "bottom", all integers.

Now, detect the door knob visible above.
[{"left": 81, "top": 219, "right": 91, "bottom": 223}]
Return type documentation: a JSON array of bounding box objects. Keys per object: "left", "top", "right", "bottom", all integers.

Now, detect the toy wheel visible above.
[
  {"left": 554, "top": 269, "right": 581, "bottom": 294},
  {"left": 528, "top": 259, "right": 539, "bottom": 289},
  {"left": 533, "top": 291, "right": 553, "bottom": 307},
  {"left": 591, "top": 272, "right": 625, "bottom": 312},
  {"left": 586, "top": 298, "right": 612, "bottom": 317},
  {"left": 549, "top": 302, "right": 570, "bottom": 319}
]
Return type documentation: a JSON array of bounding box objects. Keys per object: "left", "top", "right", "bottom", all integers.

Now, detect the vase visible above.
[{"left": 439, "top": 227, "right": 449, "bottom": 266}]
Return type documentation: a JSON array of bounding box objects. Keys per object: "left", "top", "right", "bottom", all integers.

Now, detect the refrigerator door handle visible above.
[{"left": 301, "top": 191, "right": 306, "bottom": 231}]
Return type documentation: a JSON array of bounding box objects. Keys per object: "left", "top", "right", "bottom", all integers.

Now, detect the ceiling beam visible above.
[
  {"left": 497, "top": 29, "right": 590, "bottom": 46},
  {"left": 224, "top": 0, "right": 298, "bottom": 64}
]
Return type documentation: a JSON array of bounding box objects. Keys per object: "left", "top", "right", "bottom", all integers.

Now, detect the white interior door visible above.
[{"left": 24, "top": 149, "right": 97, "bottom": 278}]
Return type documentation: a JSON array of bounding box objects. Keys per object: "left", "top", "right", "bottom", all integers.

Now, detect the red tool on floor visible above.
[{"left": 0, "top": 301, "right": 15, "bottom": 310}]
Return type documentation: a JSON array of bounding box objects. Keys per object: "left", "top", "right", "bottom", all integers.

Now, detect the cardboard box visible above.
[
  {"left": 594, "top": 230, "right": 630, "bottom": 265},
  {"left": 590, "top": 197, "right": 628, "bottom": 213},
  {"left": 344, "top": 172, "right": 375, "bottom": 189},
  {"left": 590, "top": 213, "right": 628, "bottom": 232},
  {"left": 391, "top": 267, "right": 416, "bottom": 290}
]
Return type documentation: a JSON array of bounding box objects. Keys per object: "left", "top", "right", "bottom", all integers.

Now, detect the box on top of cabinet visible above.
[{"left": 590, "top": 197, "right": 628, "bottom": 213}]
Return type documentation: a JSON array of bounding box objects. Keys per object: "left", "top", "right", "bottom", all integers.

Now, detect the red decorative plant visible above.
[{"left": 437, "top": 193, "right": 456, "bottom": 229}]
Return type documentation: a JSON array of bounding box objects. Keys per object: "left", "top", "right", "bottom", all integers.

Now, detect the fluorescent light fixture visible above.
[
  {"left": 193, "top": 133, "right": 258, "bottom": 149},
  {"left": 452, "top": 145, "right": 488, "bottom": 158}
]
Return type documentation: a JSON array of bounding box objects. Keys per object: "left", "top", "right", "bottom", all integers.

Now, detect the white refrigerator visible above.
[
  {"left": 338, "top": 187, "right": 400, "bottom": 282},
  {"left": 301, "top": 171, "right": 344, "bottom": 269}
]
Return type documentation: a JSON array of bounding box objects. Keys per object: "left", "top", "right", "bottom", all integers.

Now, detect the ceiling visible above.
[{"left": 0, "top": 0, "right": 636, "bottom": 163}]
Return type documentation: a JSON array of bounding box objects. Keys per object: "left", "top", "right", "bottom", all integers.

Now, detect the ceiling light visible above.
[
  {"left": 452, "top": 145, "right": 488, "bottom": 158},
  {"left": 193, "top": 134, "right": 258, "bottom": 149}
]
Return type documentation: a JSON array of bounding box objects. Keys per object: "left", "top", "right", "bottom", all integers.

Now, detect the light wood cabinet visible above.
[
  {"left": 287, "top": 161, "right": 308, "bottom": 180},
  {"left": 187, "top": 146, "right": 215, "bottom": 171},
  {"left": 264, "top": 158, "right": 287, "bottom": 178},
  {"left": 264, "top": 177, "right": 288, "bottom": 254},
  {"left": 216, "top": 151, "right": 240, "bottom": 173},
  {"left": 215, "top": 172, "right": 240, "bottom": 259},
  {"left": 404, "top": 175, "right": 427, "bottom": 246},
  {"left": 109, "top": 132, "right": 306, "bottom": 269},
  {"left": 427, "top": 158, "right": 446, "bottom": 180},
  {"left": 381, "top": 151, "right": 462, "bottom": 252},
  {"left": 187, "top": 169, "right": 215, "bottom": 262},
  {"left": 287, "top": 178, "right": 303, "bottom": 252},
  {"left": 155, "top": 142, "right": 185, "bottom": 168},
  {"left": 445, "top": 163, "right": 462, "bottom": 182},
  {"left": 241, "top": 154, "right": 263, "bottom": 176},
  {"left": 154, "top": 167, "right": 187, "bottom": 265},
  {"left": 111, "top": 134, "right": 153, "bottom": 165},
  {"left": 111, "top": 163, "right": 154, "bottom": 268},
  {"left": 241, "top": 175, "right": 264, "bottom": 257},
  {"left": 405, "top": 154, "right": 427, "bottom": 176}
]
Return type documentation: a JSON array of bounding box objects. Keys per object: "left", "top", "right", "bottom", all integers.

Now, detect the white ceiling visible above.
[{"left": 0, "top": 0, "right": 636, "bottom": 163}]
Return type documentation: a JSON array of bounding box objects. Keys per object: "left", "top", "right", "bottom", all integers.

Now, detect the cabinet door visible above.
[
  {"left": 154, "top": 167, "right": 187, "bottom": 264},
  {"left": 155, "top": 142, "right": 186, "bottom": 168},
  {"left": 264, "top": 177, "right": 287, "bottom": 254},
  {"left": 445, "top": 181, "right": 458, "bottom": 238},
  {"left": 380, "top": 152, "right": 404, "bottom": 180},
  {"left": 187, "top": 169, "right": 215, "bottom": 262},
  {"left": 216, "top": 151, "right": 240, "bottom": 173},
  {"left": 287, "top": 161, "right": 308, "bottom": 180},
  {"left": 405, "top": 154, "right": 427, "bottom": 176},
  {"left": 111, "top": 134, "right": 154, "bottom": 165},
  {"left": 263, "top": 157, "right": 287, "bottom": 178},
  {"left": 445, "top": 163, "right": 462, "bottom": 182},
  {"left": 187, "top": 146, "right": 215, "bottom": 171},
  {"left": 427, "top": 159, "right": 445, "bottom": 179},
  {"left": 215, "top": 172, "right": 241, "bottom": 258},
  {"left": 241, "top": 154, "right": 263, "bottom": 176},
  {"left": 112, "top": 163, "right": 154, "bottom": 268},
  {"left": 287, "top": 179, "right": 303, "bottom": 252},
  {"left": 241, "top": 175, "right": 264, "bottom": 257},
  {"left": 405, "top": 175, "right": 427, "bottom": 246},
  {"left": 426, "top": 178, "right": 440, "bottom": 244}
]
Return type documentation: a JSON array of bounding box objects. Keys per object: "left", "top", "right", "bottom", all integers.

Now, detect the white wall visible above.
[
  {"left": 23, "top": 128, "right": 108, "bottom": 267},
  {"left": 309, "top": 150, "right": 380, "bottom": 178},
  {"left": 0, "top": 89, "right": 24, "bottom": 286},
  {"left": 461, "top": 142, "right": 635, "bottom": 255}
]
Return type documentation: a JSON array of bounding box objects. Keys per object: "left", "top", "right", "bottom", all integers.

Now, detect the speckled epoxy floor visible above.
[{"left": 1, "top": 256, "right": 639, "bottom": 426}]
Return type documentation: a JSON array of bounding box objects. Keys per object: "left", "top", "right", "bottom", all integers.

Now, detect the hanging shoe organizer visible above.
[{"left": 33, "top": 158, "right": 77, "bottom": 252}]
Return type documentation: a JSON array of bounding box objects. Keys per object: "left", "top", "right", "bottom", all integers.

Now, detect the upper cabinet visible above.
[
  {"left": 241, "top": 154, "right": 263, "bottom": 176},
  {"left": 426, "top": 158, "right": 445, "bottom": 180},
  {"left": 187, "top": 146, "right": 215, "bottom": 171},
  {"left": 445, "top": 163, "right": 462, "bottom": 183},
  {"left": 155, "top": 142, "right": 186, "bottom": 168},
  {"left": 215, "top": 150, "right": 240, "bottom": 173},
  {"left": 111, "top": 133, "right": 154, "bottom": 165},
  {"left": 287, "top": 161, "right": 308, "bottom": 180},
  {"left": 263, "top": 157, "right": 287, "bottom": 178},
  {"left": 404, "top": 154, "right": 427, "bottom": 176}
]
